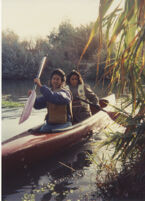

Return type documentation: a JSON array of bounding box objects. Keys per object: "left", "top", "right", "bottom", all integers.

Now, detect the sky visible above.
[
  {"left": 2, "top": 0, "right": 124, "bottom": 41},
  {"left": 2, "top": 0, "right": 100, "bottom": 40}
]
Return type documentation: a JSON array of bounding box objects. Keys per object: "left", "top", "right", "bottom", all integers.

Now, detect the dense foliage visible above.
[
  {"left": 81, "top": 0, "right": 145, "bottom": 198},
  {"left": 2, "top": 21, "right": 110, "bottom": 81}
]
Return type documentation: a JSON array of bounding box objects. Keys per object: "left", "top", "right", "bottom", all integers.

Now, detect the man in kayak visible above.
[
  {"left": 66, "top": 70, "right": 99, "bottom": 123},
  {"left": 33, "top": 69, "right": 72, "bottom": 133}
]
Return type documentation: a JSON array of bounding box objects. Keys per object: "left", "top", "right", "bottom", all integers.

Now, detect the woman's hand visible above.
[
  {"left": 28, "top": 90, "right": 32, "bottom": 96},
  {"left": 34, "top": 78, "right": 42, "bottom": 87}
]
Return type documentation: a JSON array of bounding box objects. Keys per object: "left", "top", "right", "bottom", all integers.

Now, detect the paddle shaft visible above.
[
  {"left": 19, "top": 56, "right": 47, "bottom": 124},
  {"left": 33, "top": 56, "right": 47, "bottom": 90},
  {"left": 76, "top": 96, "right": 109, "bottom": 112},
  {"left": 76, "top": 96, "right": 120, "bottom": 121}
]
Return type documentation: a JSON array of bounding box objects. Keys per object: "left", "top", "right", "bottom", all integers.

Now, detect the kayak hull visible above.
[{"left": 2, "top": 94, "right": 116, "bottom": 175}]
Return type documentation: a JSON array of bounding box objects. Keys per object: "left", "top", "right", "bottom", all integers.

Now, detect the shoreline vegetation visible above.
[
  {"left": 2, "top": 21, "right": 114, "bottom": 82},
  {"left": 2, "top": 95, "right": 24, "bottom": 108}
]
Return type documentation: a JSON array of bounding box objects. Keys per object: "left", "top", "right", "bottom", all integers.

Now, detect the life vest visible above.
[
  {"left": 46, "top": 103, "right": 68, "bottom": 124},
  {"left": 78, "top": 84, "right": 89, "bottom": 107},
  {"left": 46, "top": 86, "right": 73, "bottom": 124},
  {"left": 68, "top": 84, "right": 89, "bottom": 109}
]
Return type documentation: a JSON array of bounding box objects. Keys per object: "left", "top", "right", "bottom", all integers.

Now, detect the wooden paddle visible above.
[
  {"left": 76, "top": 96, "right": 128, "bottom": 125},
  {"left": 19, "top": 56, "right": 47, "bottom": 124}
]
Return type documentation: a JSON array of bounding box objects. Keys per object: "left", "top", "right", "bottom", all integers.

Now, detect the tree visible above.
[{"left": 2, "top": 30, "right": 51, "bottom": 79}]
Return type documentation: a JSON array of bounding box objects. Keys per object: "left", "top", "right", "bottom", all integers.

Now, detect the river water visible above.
[{"left": 2, "top": 80, "right": 142, "bottom": 201}]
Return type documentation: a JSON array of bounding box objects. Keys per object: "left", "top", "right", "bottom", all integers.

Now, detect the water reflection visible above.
[
  {"left": 2, "top": 141, "right": 97, "bottom": 201},
  {"left": 2, "top": 108, "right": 21, "bottom": 119},
  {"left": 2, "top": 79, "right": 108, "bottom": 101},
  {"left": 2, "top": 79, "right": 33, "bottom": 100}
]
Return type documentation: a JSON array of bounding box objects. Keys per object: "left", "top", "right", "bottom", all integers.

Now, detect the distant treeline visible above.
[{"left": 2, "top": 21, "right": 115, "bottom": 81}]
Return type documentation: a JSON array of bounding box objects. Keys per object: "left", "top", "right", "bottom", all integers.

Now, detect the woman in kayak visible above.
[
  {"left": 33, "top": 69, "right": 72, "bottom": 133},
  {"left": 66, "top": 70, "right": 99, "bottom": 123}
]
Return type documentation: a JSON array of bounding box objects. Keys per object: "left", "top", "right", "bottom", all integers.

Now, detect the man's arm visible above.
[{"left": 40, "top": 86, "right": 72, "bottom": 105}]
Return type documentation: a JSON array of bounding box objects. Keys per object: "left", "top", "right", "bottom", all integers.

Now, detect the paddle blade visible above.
[
  {"left": 99, "top": 99, "right": 109, "bottom": 108},
  {"left": 19, "top": 90, "right": 36, "bottom": 124},
  {"left": 107, "top": 111, "right": 128, "bottom": 127},
  {"left": 108, "top": 111, "right": 121, "bottom": 121}
]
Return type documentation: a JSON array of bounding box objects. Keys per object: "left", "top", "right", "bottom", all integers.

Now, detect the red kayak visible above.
[{"left": 2, "top": 94, "right": 116, "bottom": 175}]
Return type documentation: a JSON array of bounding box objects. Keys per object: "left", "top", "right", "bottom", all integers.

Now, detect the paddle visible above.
[
  {"left": 19, "top": 56, "right": 47, "bottom": 124},
  {"left": 76, "top": 96, "right": 128, "bottom": 124}
]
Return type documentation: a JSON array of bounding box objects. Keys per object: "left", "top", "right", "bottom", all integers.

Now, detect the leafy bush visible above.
[{"left": 2, "top": 21, "right": 111, "bottom": 81}]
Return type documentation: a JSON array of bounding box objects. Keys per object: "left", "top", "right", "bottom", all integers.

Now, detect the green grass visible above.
[
  {"left": 2, "top": 100, "right": 24, "bottom": 108},
  {"left": 2, "top": 95, "right": 24, "bottom": 108}
]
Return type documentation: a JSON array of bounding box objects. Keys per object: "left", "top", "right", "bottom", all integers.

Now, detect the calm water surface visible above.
[{"left": 2, "top": 80, "right": 142, "bottom": 201}]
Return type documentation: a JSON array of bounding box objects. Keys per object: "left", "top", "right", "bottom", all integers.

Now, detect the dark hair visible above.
[
  {"left": 66, "top": 70, "right": 83, "bottom": 85},
  {"left": 50, "top": 68, "right": 66, "bottom": 83}
]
